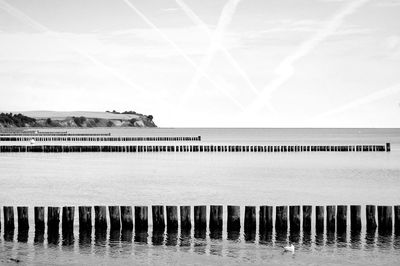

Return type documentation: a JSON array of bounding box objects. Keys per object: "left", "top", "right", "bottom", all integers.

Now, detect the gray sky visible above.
[{"left": 1, "top": 0, "right": 400, "bottom": 127}]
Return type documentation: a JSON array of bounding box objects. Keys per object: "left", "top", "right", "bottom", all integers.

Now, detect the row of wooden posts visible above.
[
  {"left": 1, "top": 205, "right": 399, "bottom": 234},
  {"left": 0, "top": 136, "right": 202, "bottom": 142},
  {"left": 0, "top": 132, "right": 109, "bottom": 136},
  {"left": 0, "top": 143, "right": 390, "bottom": 153}
]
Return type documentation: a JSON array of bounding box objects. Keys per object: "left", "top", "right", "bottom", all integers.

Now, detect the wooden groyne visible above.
[
  {"left": 0, "top": 132, "right": 109, "bottom": 136},
  {"left": 0, "top": 143, "right": 390, "bottom": 153},
  {"left": 0, "top": 136, "right": 201, "bottom": 142},
  {"left": 1, "top": 205, "right": 399, "bottom": 238}
]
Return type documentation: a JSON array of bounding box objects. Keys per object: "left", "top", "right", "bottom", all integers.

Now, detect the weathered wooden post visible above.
[
  {"left": 227, "top": 205, "right": 240, "bottom": 232},
  {"left": 303, "top": 205, "right": 312, "bottom": 233},
  {"left": 244, "top": 206, "right": 256, "bottom": 234},
  {"left": 194, "top": 205, "right": 206, "bottom": 231},
  {"left": 62, "top": 206, "right": 75, "bottom": 231},
  {"left": 120, "top": 206, "right": 133, "bottom": 230},
  {"left": 109, "top": 206, "right": 121, "bottom": 230},
  {"left": 259, "top": 205, "right": 273, "bottom": 233},
  {"left": 326, "top": 205, "right": 336, "bottom": 232},
  {"left": 17, "top": 206, "right": 29, "bottom": 230},
  {"left": 166, "top": 206, "right": 178, "bottom": 232},
  {"left": 275, "top": 206, "right": 288, "bottom": 231},
  {"left": 337, "top": 205, "right": 347, "bottom": 233},
  {"left": 350, "top": 205, "right": 361, "bottom": 231},
  {"left": 34, "top": 206, "right": 45, "bottom": 231},
  {"left": 316, "top": 206, "right": 325, "bottom": 233},
  {"left": 289, "top": 206, "right": 300, "bottom": 232},
  {"left": 4, "top": 206, "right": 15, "bottom": 231},
  {"left": 48, "top": 207, "right": 60, "bottom": 232},
  {"left": 395, "top": 205, "right": 400, "bottom": 233},
  {"left": 152, "top": 205, "right": 165, "bottom": 231},
  {"left": 94, "top": 206, "right": 107, "bottom": 229},
  {"left": 209, "top": 205, "right": 223, "bottom": 232},
  {"left": 79, "top": 206, "right": 92, "bottom": 230},
  {"left": 135, "top": 206, "right": 148, "bottom": 232},
  {"left": 366, "top": 205, "right": 377, "bottom": 231},
  {"left": 386, "top": 143, "right": 391, "bottom": 152},
  {"left": 378, "top": 205, "right": 393, "bottom": 233},
  {"left": 180, "top": 206, "right": 191, "bottom": 231}
]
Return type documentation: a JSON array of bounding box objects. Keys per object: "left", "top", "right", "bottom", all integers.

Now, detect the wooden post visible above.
[
  {"left": 386, "top": 143, "right": 391, "bottom": 152},
  {"left": 275, "top": 206, "right": 288, "bottom": 231},
  {"left": 34, "top": 206, "right": 45, "bottom": 231},
  {"left": 17, "top": 206, "right": 29, "bottom": 230},
  {"left": 366, "top": 205, "right": 377, "bottom": 231},
  {"left": 289, "top": 206, "right": 300, "bottom": 232},
  {"left": 316, "top": 206, "right": 325, "bottom": 233},
  {"left": 337, "top": 205, "right": 347, "bottom": 233},
  {"left": 326, "top": 205, "right": 336, "bottom": 232},
  {"left": 79, "top": 206, "right": 92, "bottom": 230},
  {"left": 135, "top": 206, "right": 148, "bottom": 232},
  {"left": 4, "top": 206, "right": 15, "bottom": 231},
  {"left": 180, "top": 206, "right": 191, "bottom": 231},
  {"left": 244, "top": 206, "right": 256, "bottom": 232},
  {"left": 166, "top": 206, "right": 178, "bottom": 232},
  {"left": 259, "top": 206, "right": 273, "bottom": 232},
  {"left": 194, "top": 205, "right": 206, "bottom": 231},
  {"left": 227, "top": 205, "right": 240, "bottom": 232},
  {"left": 395, "top": 205, "right": 400, "bottom": 233},
  {"left": 62, "top": 206, "right": 75, "bottom": 231},
  {"left": 303, "top": 205, "right": 312, "bottom": 232},
  {"left": 94, "top": 206, "right": 107, "bottom": 229},
  {"left": 120, "top": 206, "right": 133, "bottom": 230},
  {"left": 109, "top": 206, "right": 121, "bottom": 230},
  {"left": 152, "top": 205, "right": 165, "bottom": 231},
  {"left": 350, "top": 205, "right": 361, "bottom": 231},
  {"left": 378, "top": 206, "right": 393, "bottom": 233},
  {"left": 47, "top": 207, "right": 60, "bottom": 232},
  {"left": 209, "top": 205, "right": 223, "bottom": 232}
]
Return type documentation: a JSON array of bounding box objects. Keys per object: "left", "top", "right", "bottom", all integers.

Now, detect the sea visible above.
[{"left": 0, "top": 128, "right": 399, "bottom": 265}]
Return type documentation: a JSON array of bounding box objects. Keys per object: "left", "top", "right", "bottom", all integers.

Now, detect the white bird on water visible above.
[{"left": 283, "top": 244, "right": 295, "bottom": 253}]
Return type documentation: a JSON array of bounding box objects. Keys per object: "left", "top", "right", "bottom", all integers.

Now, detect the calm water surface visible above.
[{"left": 0, "top": 128, "right": 399, "bottom": 265}]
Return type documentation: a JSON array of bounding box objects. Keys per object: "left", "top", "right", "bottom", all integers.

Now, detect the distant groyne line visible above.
[
  {"left": 1, "top": 205, "right": 399, "bottom": 241},
  {"left": 0, "top": 136, "right": 201, "bottom": 142},
  {"left": 0, "top": 143, "right": 390, "bottom": 153},
  {"left": 0, "top": 132, "right": 110, "bottom": 136}
]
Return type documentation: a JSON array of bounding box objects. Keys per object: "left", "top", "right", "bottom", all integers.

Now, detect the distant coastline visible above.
[{"left": 0, "top": 110, "right": 157, "bottom": 128}]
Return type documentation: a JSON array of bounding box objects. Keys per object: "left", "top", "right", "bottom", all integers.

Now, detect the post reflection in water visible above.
[
  {"left": 152, "top": 229, "right": 165, "bottom": 246},
  {"left": 166, "top": 229, "right": 178, "bottom": 247},
  {"left": 315, "top": 231, "right": 324, "bottom": 246},
  {"left": 34, "top": 229, "right": 44, "bottom": 244},
  {"left": 302, "top": 232, "right": 312, "bottom": 250},
  {"left": 275, "top": 229, "right": 287, "bottom": 247},
  {"left": 17, "top": 229, "right": 29, "bottom": 243},
  {"left": 4, "top": 229, "right": 14, "bottom": 242},
  {"left": 47, "top": 228, "right": 60, "bottom": 246},
  {"left": 2, "top": 225, "right": 400, "bottom": 258},
  {"left": 95, "top": 227, "right": 107, "bottom": 247},
  {"left": 179, "top": 229, "right": 191, "bottom": 247},
  {"left": 350, "top": 230, "right": 361, "bottom": 249},
  {"left": 337, "top": 231, "right": 347, "bottom": 248},
  {"left": 134, "top": 229, "right": 148, "bottom": 244},
  {"left": 62, "top": 229, "right": 74, "bottom": 246}
]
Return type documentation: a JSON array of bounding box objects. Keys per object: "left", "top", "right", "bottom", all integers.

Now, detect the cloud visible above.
[
  {"left": 312, "top": 83, "right": 400, "bottom": 120},
  {"left": 243, "top": 0, "right": 370, "bottom": 115}
]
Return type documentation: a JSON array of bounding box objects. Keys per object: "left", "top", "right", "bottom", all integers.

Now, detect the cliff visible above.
[{"left": 0, "top": 111, "right": 157, "bottom": 128}]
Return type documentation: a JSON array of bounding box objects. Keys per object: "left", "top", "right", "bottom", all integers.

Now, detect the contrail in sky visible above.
[
  {"left": 245, "top": 0, "right": 370, "bottom": 115},
  {"left": 0, "top": 0, "right": 149, "bottom": 95},
  {"left": 176, "top": 0, "right": 264, "bottom": 108},
  {"left": 312, "top": 83, "right": 400, "bottom": 120},
  {"left": 123, "top": 0, "right": 245, "bottom": 110}
]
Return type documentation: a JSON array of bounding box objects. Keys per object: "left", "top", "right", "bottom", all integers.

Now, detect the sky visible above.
[{"left": 0, "top": 0, "right": 399, "bottom": 127}]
